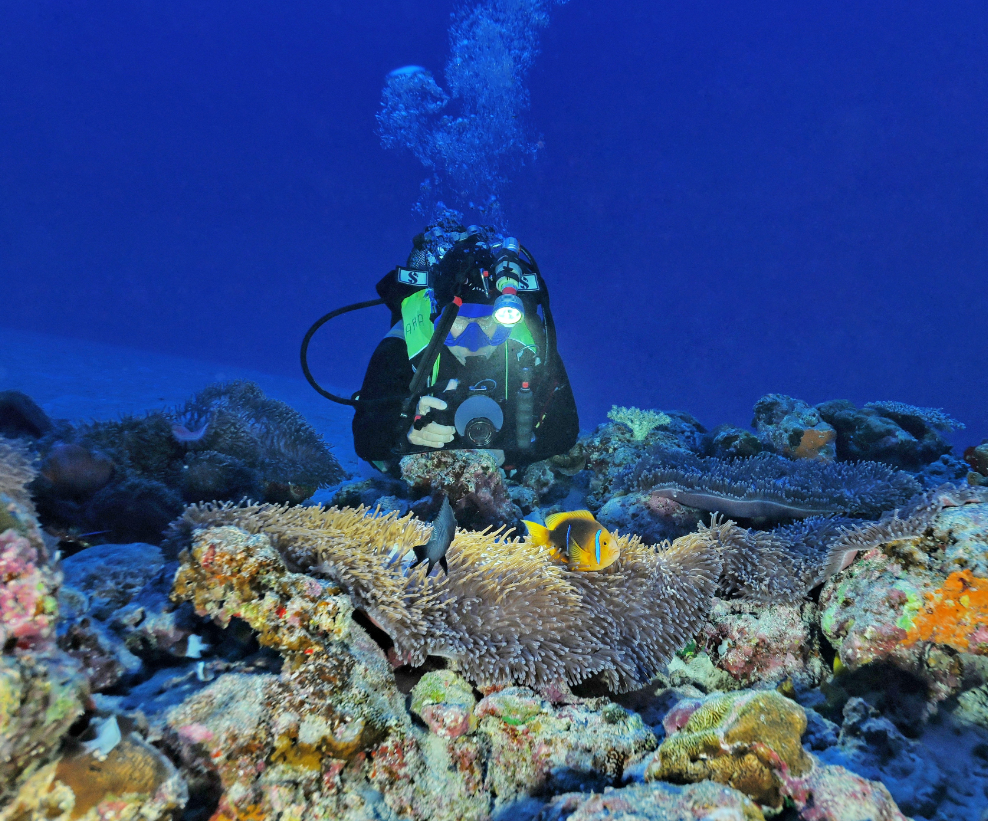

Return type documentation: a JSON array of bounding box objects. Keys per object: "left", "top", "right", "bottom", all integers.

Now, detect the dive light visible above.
[{"left": 492, "top": 237, "right": 525, "bottom": 325}]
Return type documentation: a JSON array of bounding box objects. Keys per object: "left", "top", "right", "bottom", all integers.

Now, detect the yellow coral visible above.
[
  {"left": 607, "top": 405, "right": 671, "bottom": 441},
  {"left": 645, "top": 691, "right": 811, "bottom": 810},
  {"left": 903, "top": 569, "right": 988, "bottom": 653}
]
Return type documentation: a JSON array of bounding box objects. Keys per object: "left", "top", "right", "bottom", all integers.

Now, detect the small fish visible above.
[
  {"left": 411, "top": 496, "right": 456, "bottom": 576},
  {"left": 524, "top": 510, "right": 619, "bottom": 571}
]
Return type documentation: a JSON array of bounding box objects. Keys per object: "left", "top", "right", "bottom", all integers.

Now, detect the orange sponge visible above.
[{"left": 905, "top": 569, "right": 988, "bottom": 653}]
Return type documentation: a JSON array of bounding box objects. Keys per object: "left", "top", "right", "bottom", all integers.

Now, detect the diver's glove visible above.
[{"left": 407, "top": 396, "right": 456, "bottom": 448}]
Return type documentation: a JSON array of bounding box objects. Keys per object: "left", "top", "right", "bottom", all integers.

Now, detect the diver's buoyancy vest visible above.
[{"left": 385, "top": 294, "right": 545, "bottom": 453}]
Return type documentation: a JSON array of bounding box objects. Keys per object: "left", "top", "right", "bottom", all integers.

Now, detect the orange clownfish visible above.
[{"left": 524, "top": 510, "right": 619, "bottom": 572}]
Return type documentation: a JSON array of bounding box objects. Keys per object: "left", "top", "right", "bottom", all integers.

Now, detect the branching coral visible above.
[
  {"left": 607, "top": 406, "right": 672, "bottom": 442},
  {"left": 624, "top": 450, "right": 920, "bottom": 520},
  {"left": 170, "top": 503, "right": 721, "bottom": 693}
]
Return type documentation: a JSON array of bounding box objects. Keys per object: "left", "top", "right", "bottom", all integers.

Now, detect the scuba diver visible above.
[{"left": 301, "top": 222, "right": 579, "bottom": 473}]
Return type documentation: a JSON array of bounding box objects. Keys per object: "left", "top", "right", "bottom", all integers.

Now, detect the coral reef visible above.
[
  {"left": 1, "top": 716, "right": 188, "bottom": 821},
  {"left": 817, "top": 399, "right": 956, "bottom": 470},
  {"left": 965, "top": 441, "right": 988, "bottom": 480},
  {"left": 863, "top": 401, "right": 965, "bottom": 433},
  {"left": 6, "top": 376, "right": 984, "bottom": 821},
  {"left": 170, "top": 506, "right": 721, "bottom": 692},
  {"left": 399, "top": 448, "right": 520, "bottom": 529},
  {"left": 40, "top": 441, "right": 115, "bottom": 498},
  {"left": 624, "top": 450, "right": 921, "bottom": 520},
  {"left": 606, "top": 405, "right": 671, "bottom": 442},
  {"left": 0, "top": 437, "right": 90, "bottom": 806},
  {"left": 56, "top": 542, "right": 204, "bottom": 693},
  {"left": 643, "top": 690, "right": 911, "bottom": 819},
  {"left": 0, "top": 527, "right": 60, "bottom": 650},
  {"left": 751, "top": 393, "right": 837, "bottom": 461},
  {"left": 819, "top": 487, "right": 988, "bottom": 701},
  {"left": 580, "top": 422, "right": 653, "bottom": 510},
  {"left": 30, "top": 381, "right": 346, "bottom": 544},
  {"left": 816, "top": 697, "right": 948, "bottom": 818},
  {"left": 0, "top": 651, "right": 88, "bottom": 799},
  {"left": 579, "top": 413, "right": 706, "bottom": 510},
  {"left": 539, "top": 780, "right": 767, "bottom": 821},
  {"left": 0, "top": 437, "right": 37, "bottom": 514},
  {"left": 703, "top": 424, "right": 765, "bottom": 459},
  {"left": 779, "top": 761, "right": 910, "bottom": 821},
  {"left": 644, "top": 689, "right": 813, "bottom": 809},
  {"left": 410, "top": 670, "right": 477, "bottom": 738},
  {"left": 170, "top": 381, "right": 346, "bottom": 500},
  {"left": 697, "top": 598, "right": 828, "bottom": 690},
  {"left": 0, "top": 390, "right": 52, "bottom": 440},
  {"left": 166, "top": 524, "right": 663, "bottom": 820},
  {"left": 595, "top": 489, "right": 702, "bottom": 546},
  {"left": 903, "top": 569, "right": 988, "bottom": 653},
  {"left": 474, "top": 687, "right": 656, "bottom": 800}
]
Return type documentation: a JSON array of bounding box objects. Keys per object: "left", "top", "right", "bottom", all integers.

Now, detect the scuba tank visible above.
[{"left": 516, "top": 367, "right": 534, "bottom": 451}]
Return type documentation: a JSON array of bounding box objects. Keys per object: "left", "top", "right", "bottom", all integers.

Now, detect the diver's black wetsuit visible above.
[{"left": 352, "top": 333, "right": 579, "bottom": 467}]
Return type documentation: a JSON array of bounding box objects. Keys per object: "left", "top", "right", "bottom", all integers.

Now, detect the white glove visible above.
[{"left": 407, "top": 396, "right": 456, "bottom": 448}]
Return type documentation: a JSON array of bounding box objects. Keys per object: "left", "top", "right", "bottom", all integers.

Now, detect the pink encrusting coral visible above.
[
  {"left": 0, "top": 440, "right": 61, "bottom": 651},
  {"left": 0, "top": 527, "right": 60, "bottom": 649}
]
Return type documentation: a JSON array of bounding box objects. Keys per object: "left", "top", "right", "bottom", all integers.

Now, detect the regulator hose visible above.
[{"left": 299, "top": 297, "right": 386, "bottom": 406}]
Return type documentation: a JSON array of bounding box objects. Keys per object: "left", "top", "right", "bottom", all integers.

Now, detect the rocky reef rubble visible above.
[
  {"left": 819, "top": 489, "right": 988, "bottom": 703},
  {"left": 0, "top": 438, "right": 187, "bottom": 820}
]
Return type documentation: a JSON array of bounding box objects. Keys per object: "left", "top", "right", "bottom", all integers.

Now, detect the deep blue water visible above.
[{"left": 2, "top": 0, "right": 986, "bottom": 445}]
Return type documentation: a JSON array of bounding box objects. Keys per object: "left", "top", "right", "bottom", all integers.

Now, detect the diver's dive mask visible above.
[{"left": 440, "top": 303, "right": 513, "bottom": 352}]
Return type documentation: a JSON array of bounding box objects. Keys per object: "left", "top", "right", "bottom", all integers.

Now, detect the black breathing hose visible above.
[
  {"left": 397, "top": 299, "right": 462, "bottom": 427},
  {"left": 299, "top": 297, "right": 386, "bottom": 406}
]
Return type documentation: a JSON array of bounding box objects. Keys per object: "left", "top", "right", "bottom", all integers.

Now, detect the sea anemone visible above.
[
  {"left": 170, "top": 502, "right": 722, "bottom": 693},
  {"left": 623, "top": 450, "right": 920, "bottom": 520}
]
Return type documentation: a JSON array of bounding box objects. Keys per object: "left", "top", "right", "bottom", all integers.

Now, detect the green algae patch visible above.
[{"left": 895, "top": 588, "right": 923, "bottom": 632}]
